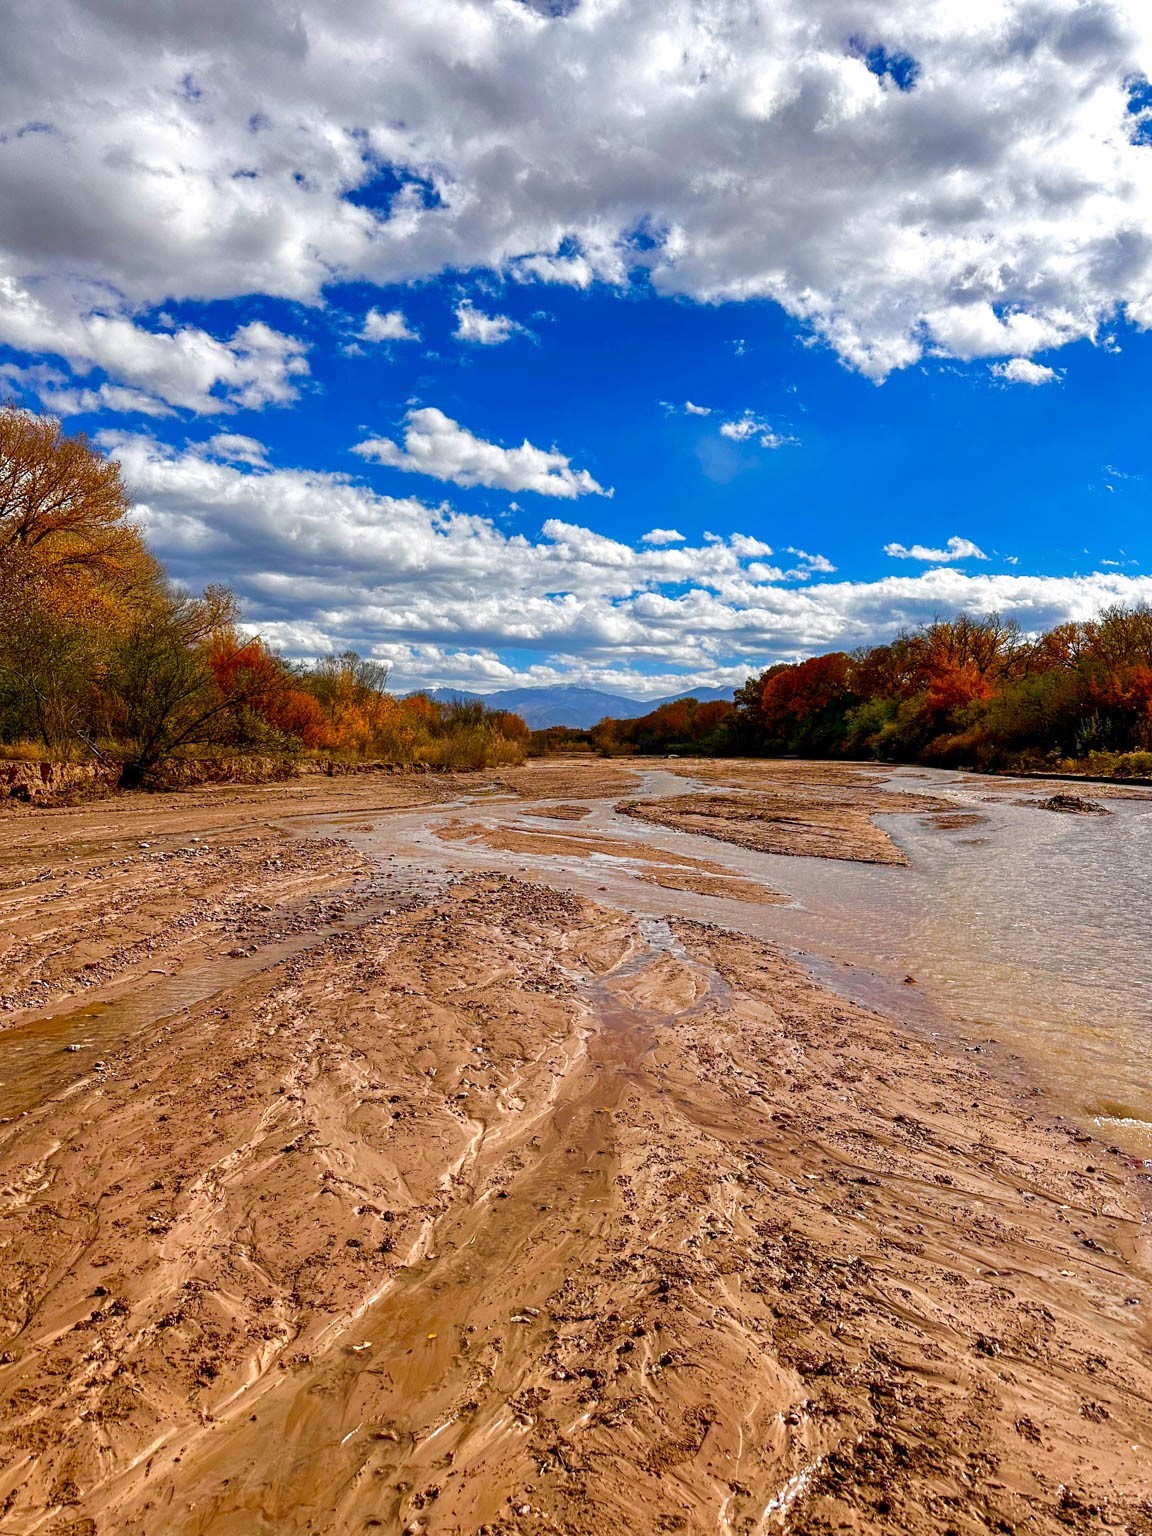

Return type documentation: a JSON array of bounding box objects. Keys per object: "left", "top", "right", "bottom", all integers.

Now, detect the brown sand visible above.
[
  {"left": 519, "top": 805, "right": 593, "bottom": 822},
  {"left": 613, "top": 756, "right": 958, "bottom": 865},
  {"left": 921, "top": 811, "right": 990, "bottom": 831},
  {"left": 619, "top": 790, "right": 934, "bottom": 865},
  {"left": 434, "top": 819, "right": 784, "bottom": 905},
  {"left": 491, "top": 761, "right": 641, "bottom": 801},
  {"left": 1018, "top": 794, "right": 1111, "bottom": 816},
  {"left": 0, "top": 764, "right": 1149, "bottom": 1535},
  {"left": 0, "top": 775, "right": 455, "bottom": 1023},
  {"left": 663, "top": 758, "right": 888, "bottom": 793}
]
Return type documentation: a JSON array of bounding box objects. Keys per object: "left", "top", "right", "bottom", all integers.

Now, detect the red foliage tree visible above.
[{"left": 758, "top": 652, "right": 852, "bottom": 734}]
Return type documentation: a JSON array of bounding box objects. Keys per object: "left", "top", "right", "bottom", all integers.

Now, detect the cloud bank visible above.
[
  {"left": 101, "top": 433, "right": 1152, "bottom": 694},
  {"left": 6, "top": 0, "right": 1152, "bottom": 407}
]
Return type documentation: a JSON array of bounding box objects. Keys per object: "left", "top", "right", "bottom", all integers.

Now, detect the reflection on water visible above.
[{"left": 746, "top": 774, "right": 1152, "bottom": 1148}]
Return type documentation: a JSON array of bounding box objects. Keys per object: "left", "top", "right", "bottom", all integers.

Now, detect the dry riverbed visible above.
[{"left": 0, "top": 761, "right": 1149, "bottom": 1535}]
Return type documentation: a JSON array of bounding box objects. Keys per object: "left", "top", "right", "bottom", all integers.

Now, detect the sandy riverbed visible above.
[{"left": 0, "top": 760, "right": 1149, "bottom": 1534}]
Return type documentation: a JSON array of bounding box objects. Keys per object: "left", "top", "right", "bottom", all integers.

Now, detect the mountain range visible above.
[{"left": 411, "top": 683, "right": 735, "bottom": 730}]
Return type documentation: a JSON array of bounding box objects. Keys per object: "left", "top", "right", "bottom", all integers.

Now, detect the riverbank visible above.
[{"left": 0, "top": 762, "right": 1149, "bottom": 1533}]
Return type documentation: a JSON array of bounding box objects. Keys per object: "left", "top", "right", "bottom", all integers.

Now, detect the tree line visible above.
[
  {"left": 577, "top": 610, "right": 1152, "bottom": 777},
  {"left": 731, "top": 611, "right": 1152, "bottom": 774},
  {"left": 11, "top": 404, "right": 1149, "bottom": 783},
  {"left": 0, "top": 407, "right": 528, "bottom": 784}
]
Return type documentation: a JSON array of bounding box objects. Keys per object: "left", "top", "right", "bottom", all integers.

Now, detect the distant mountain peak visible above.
[{"left": 408, "top": 682, "right": 733, "bottom": 729}]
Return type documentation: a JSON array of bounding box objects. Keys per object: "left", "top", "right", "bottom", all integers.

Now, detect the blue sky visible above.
[
  {"left": 180, "top": 274, "right": 1147, "bottom": 578},
  {"left": 5, "top": 0, "right": 1152, "bottom": 695}
]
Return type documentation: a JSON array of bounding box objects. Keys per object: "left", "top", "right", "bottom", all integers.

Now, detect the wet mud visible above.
[
  {"left": 0, "top": 762, "right": 1150, "bottom": 1533},
  {"left": 618, "top": 784, "right": 951, "bottom": 866}
]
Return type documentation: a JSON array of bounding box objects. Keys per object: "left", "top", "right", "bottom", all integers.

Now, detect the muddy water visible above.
[
  {"left": 329, "top": 767, "right": 1152, "bottom": 1152},
  {"left": 780, "top": 771, "right": 1152, "bottom": 1149},
  {"left": 0, "top": 884, "right": 436, "bottom": 1118}
]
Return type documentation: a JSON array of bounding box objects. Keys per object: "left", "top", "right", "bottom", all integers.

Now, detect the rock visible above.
[{"left": 1033, "top": 793, "right": 1111, "bottom": 816}]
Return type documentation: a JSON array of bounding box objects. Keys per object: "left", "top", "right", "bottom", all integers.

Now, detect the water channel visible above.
[{"left": 332, "top": 765, "right": 1152, "bottom": 1151}]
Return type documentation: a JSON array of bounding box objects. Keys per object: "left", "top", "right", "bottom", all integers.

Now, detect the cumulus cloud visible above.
[
  {"left": 0, "top": 363, "right": 177, "bottom": 418},
  {"left": 93, "top": 434, "right": 1152, "bottom": 694},
  {"left": 684, "top": 401, "right": 712, "bottom": 416},
  {"left": 195, "top": 432, "right": 269, "bottom": 467},
  {"left": 511, "top": 253, "right": 595, "bottom": 289},
  {"left": 453, "top": 303, "right": 523, "bottom": 346},
  {"left": 884, "top": 535, "right": 988, "bottom": 563},
  {"left": 719, "top": 413, "right": 796, "bottom": 449},
  {"left": 0, "top": 266, "right": 309, "bottom": 413},
  {"left": 353, "top": 407, "right": 609, "bottom": 498},
  {"left": 990, "top": 358, "right": 1060, "bottom": 386},
  {"left": 641, "top": 528, "right": 686, "bottom": 545},
  {"left": 361, "top": 308, "right": 418, "bottom": 342},
  {"left": 6, "top": 1, "right": 1152, "bottom": 385},
  {"left": 786, "top": 548, "right": 837, "bottom": 578}
]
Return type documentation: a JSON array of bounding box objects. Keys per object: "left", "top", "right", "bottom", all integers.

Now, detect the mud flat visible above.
[
  {"left": 0, "top": 763, "right": 1149, "bottom": 1534},
  {"left": 618, "top": 760, "right": 954, "bottom": 865}
]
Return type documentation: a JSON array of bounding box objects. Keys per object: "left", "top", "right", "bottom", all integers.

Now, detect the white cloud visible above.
[
  {"left": 884, "top": 535, "right": 988, "bottom": 563},
  {"left": 453, "top": 303, "right": 523, "bottom": 346},
  {"left": 5, "top": 1, "right": 1152, "bottom": 385},
  {"left": 729, "top": 534, "right": 774, "bottom": 558},
  {"left": 641, "top": 528, "right": 686, "bottom": 545},
  {"left": 0, "top": 363, "right": 177, "bottom": 418},
  {"left": 93, "top": 433, "right": 1152, "bottom": 695},
  {"left": 990, "top": 358, "right": 1060, "bottom": 386},
  {"left": 362, "top": 308, "right": 418, "bottom": 343},
  {"left": 511, "top": 253, "right": 596, "bottom": 289},
  {"left": 353, "top": 407, "right": 609, "bottom": 498},
  {"left": 719, "top": 412, "right": 796, "bottom": 449},
  {"left": 684, "top": 401, "right": 712, "bottom": 416},
  {"left": 786, "top": 548, "right": 837, "bottom": 577},
  {"left": 0, "top": 266, "right": 309, "bottom": 414},
  {"left": 196, "top": 432, "right": 269, "bottom": 467}
]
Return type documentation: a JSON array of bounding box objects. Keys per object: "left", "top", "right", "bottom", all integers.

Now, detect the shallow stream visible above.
[
  {"left": 332, "top": 765, "right": 1152, "bottom": 1151},
  {"left": 4, "top": 765, "right": 1148, "bottom": 1153}
]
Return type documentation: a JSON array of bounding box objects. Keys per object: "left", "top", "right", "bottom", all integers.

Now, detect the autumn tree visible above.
[
  {"left": 0, "top": 409, "right": 530, "bottom": 776},
  {"left": 297, "top": 651, "right": 395, "bottom": 756},
  {"left": 726, "top": 606, "right": 1152, "bottom": 772},
  {"left": 0, "top": 405, "right": 158, "bottom": 600},
  {"left": 210, "top": 635, "right": 329, "bottom": 748},
  {"left": 757, "top": 653, "right": 853, "bottom": 745},
  {"left": 588, "top": 697, "right": 736, "bottom": 755},
  {"left": 108, "top": 585, "right": 275, "bottom": 786},
  {"left": 0, "top": 408, "right": 163, "bottom": 757},
  {"left": 0, "top": 559, "right": 112, "bottom": 755}
]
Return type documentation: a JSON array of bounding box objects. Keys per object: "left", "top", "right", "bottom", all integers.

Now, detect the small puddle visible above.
[{"left": 0, "top": 880, "right": 437, "bottom": 1119}]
